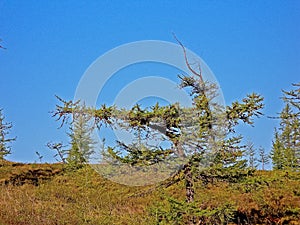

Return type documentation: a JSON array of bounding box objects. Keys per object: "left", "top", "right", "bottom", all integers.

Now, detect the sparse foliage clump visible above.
[{"left": 47, "top": 142, "right": 67, "bottom": 164}]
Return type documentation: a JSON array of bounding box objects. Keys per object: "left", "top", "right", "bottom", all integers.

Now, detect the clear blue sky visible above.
[{"left": 0, "top": 1, "right": 299, "bottom": 163}]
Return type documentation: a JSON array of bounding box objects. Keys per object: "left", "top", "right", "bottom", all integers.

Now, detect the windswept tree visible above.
[
  {"left": 52, "top": 39, "right": 264, "bottom": 224},
  {"left": 271, "top": 83, "right": 300, "bottom": 171},
  {"left": 0, "top": 109, "right": 16, "bottom": 159}
]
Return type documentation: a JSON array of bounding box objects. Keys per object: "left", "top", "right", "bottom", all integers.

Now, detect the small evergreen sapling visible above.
[
  {"left": 0, "top": 109, "right": 16, "bottom": 160},
  {"left": 246, "top": 141, "right": 258, "bottom": 169},
  {"left": 258, "top": 146, "right": 269, "bottom": 170}
]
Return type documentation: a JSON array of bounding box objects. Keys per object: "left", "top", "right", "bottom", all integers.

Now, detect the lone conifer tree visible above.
[{"left": 52, "top": 39, "right": 264, "bottom": 224}]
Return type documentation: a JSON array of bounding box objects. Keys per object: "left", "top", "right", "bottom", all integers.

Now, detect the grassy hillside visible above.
[{"left": 0, "top": 161, "right": 299, "bottom": 225}]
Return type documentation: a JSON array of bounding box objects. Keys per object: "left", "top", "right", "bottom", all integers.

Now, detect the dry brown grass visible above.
[
  {"left": 0, "top": 163, "right": 156, "bottom": 225},
  {"left": 0, "top": 162, "right": 299, "bottom": 225}
]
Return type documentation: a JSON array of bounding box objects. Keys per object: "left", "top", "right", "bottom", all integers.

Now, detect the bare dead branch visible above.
[{"left": 172, "top": 32, "right": 204, "bottom": 85}]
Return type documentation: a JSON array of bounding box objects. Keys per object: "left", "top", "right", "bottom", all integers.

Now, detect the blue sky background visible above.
[{"left": 0, "top": 1, "right": 299, "bottom": 164}]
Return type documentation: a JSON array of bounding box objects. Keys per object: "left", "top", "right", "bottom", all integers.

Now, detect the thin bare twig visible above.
[{"left": 172, "top": 32, "right": 204, "bottom": 85}]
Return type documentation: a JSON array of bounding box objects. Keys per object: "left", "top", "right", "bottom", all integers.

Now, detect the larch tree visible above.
[
  {"left": 271, "top": 83, "right": 300, "bottom": 171},
  {"left": 50, "top": 99, "right": 97, "bottom": 169},
  {"left": 246, "top": 141, "right": 258, "bottom": 169},
  {"left": 258, "top": 146, "right": 269, "bottom": 170},
  {"left": 66, "top": 107, "right": 96, "bottom": 170},
  {"left": 52, "top": 39, "right": 264, "bottom": 224}
]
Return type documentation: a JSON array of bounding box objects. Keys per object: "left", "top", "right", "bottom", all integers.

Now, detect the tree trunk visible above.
[
  {"left": 184, "top": 164, "right": 194, "bottom": 203},
  {"left": 184, "top": 163, "right": 195, "bottom": 225}
]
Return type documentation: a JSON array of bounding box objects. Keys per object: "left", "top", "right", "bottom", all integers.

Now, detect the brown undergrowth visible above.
[{"left": 0, "top": 161, "right": 299, "bottom": 225}]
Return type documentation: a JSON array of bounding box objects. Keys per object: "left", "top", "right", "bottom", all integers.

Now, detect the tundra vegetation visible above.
[{"left": 0, "top": 45, "right": 299, "bottom": 224}]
